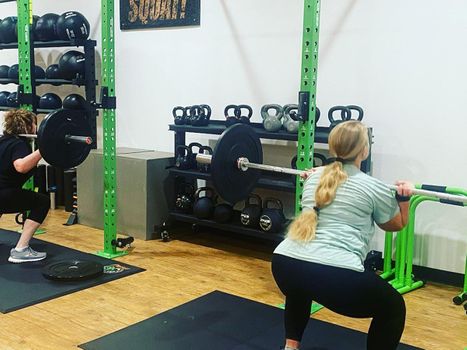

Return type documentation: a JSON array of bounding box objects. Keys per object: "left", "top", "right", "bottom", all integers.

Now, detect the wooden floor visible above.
[{"left": 0, "top": 209, "right": 465, "bottom": 350}]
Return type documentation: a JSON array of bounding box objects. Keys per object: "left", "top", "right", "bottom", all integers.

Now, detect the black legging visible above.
[
  {"left": 0, "top": 188, "right": 50, "bottom": 224},
  {"left": 271, "top": 254, "right": 406, "bottom": 350}
]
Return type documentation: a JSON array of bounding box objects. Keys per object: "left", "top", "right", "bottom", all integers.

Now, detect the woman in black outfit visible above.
[{"left": 0, "top": 109, "right": 50, "bottom": 263}]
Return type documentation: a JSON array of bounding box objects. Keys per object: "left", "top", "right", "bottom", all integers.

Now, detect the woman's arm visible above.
[
  {"left": 377, "top": 180, "right": 413, "bottom": 232},
  {"left": 13, "top": 150, "right": 42, "bottom": 174}
]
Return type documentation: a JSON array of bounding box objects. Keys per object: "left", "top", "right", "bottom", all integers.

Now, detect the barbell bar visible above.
[
  {"left": 16, "top": 134, "right": 93, "bottom": 145},
  {"left": 195, "top": 124, "right": 467, "bottom": 205}
]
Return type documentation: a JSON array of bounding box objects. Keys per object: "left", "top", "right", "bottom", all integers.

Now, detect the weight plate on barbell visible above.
[
  {"left": 211, "top": 124, "right": 263, "bottom": 204},
  {"left": 37, "top": 109, "right": 92, "bottom": 169},
  {"left": 42, "top": 259, "right": 104, "bottom": 282}
]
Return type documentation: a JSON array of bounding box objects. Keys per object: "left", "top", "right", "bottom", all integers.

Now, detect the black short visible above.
[{"left": 0, "top": 188, "right": 50, "bottom": 224}]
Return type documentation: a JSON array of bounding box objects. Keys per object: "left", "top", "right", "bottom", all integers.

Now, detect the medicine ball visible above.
[
  {"left": 39, "top": 93, "right": 62, "bottom": 109},
  {"left": 35, "top": 13, "right": 59, "bottom": 41},
  {"left": 34, "top": 65, "right": 45, "bottom": 79},
  {"left": 0, "top": 17, "right": 18, "bottom": 44},
  {"left": 0, "top": 91, "right": 10, "bottom": 106},
  {"left": 45, "top": 64, "right": 61, "bottom": 80},
  {"left": 6, "top": 92, "right": 18, "bottom": 107},
  {"left": 56, "top": 11, "right": 90, "bottom": 41},
  {"left": 8, "top": 64, "right": 19, "bottom": 80},
  {"left": 15, "top": 15, "right": 39, "bottom": 39},
  {"left": 63, "top": 93, "right": 87, "bottom": 110},
  {"left": 58, "top": 50, "right": 85, "bottom": 80},
  {"left": 0, "top": 65, "right": 9, "bottom": 78}
]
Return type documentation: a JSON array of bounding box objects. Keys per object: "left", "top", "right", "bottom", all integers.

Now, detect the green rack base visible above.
[{"left": 96, "top": 249, "right": 129, "bottom": 259}]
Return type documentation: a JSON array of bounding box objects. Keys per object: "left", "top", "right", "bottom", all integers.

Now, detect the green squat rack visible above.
[
  {"left": 97, "top": 0, "right": 125, "bottom": 258},
  {"left": 381, "top": 185, "right": 467, "bottom": 299},
  {"left": 295, "top": 0, "right": 321, "bottom": 214}
]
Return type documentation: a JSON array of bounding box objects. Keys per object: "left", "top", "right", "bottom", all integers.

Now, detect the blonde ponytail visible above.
[{"left": 287, "top": 120, "right": 369, "bottom": 242}]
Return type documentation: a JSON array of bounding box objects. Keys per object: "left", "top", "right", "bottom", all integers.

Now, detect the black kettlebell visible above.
[
  {"left": 198, "top": 145, "right": 213, "bottom": 173},
  {"left": 213, "top": 198, "right": 234, "bottom": 223},
  {"left": 342, "top": 105, "right": 364, "bottom": 121},
  {"left": 175, "top": 145, "right": 193, "bottom": 170},
  {"left": 240, "top": 193, "right": 262, "bottom": 228},
  {"left": 193, "top": 187, "right": 216, "bottom": 219},
  {"left": 224, "top": 104, "right": 241, "bottom": 127},
  {"left": 328, "top": 105, "right": 351, "bottom": 129},
  {"left": 237, "top": 104, "right": 253, "bottom": 124},
  {"left": 188, "top": 142, "right": 203, "bottom": 169},
  {"left": 191, "top": 104, "right": 211, "bottom": 127},
  {"left": 184, "top": 106, "right": 193, "bottom": 125},
  {"left": 175, "top": 183, "right": 195, "bottom": 213},
  {"left": 259, "top": 198, "right": 286, "bottom": 233},
  {"left": 173, "top": 106, "right": 187, "bottom": 125}
]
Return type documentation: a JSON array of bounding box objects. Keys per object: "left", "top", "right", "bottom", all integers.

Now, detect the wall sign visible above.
[{"left": 120, "top": 0, "right": 200, "bottom": 30}]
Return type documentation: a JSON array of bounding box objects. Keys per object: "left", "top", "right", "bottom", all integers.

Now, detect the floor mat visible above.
[
  {"left": 79, "top": 290, "right": 423, "bottom": 350},
  {"left": 0, "top": 229, "right": 144, "bottom": 313}
]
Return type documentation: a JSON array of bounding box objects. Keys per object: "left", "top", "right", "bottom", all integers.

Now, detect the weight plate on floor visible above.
[
  {"left": 37, "top": 109, "right": 92, "bottom": 169},
  {"left": 211, "top": 124, "right": 263, "bottom": 204},
  {"left": 42, "top": 259, "right": 104, "bottom": 282}
]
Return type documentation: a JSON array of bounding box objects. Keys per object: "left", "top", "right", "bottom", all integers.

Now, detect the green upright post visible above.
[
  {"left": 97, "top": 0, "right": 126, "bottom": 258},
  {"left": 295, "top": 0, "right": 321, "bottom": 214}
]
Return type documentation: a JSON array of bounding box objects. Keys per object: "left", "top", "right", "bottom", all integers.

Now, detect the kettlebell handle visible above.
[
  {"left": 328, "top": 105, "right": 351, "bottom": 124},
  {"left": 199, "top": 145, "right": 213, "bottom": 155},
  {"left": 200, "top": 104, "right": 212, "bottom": 119},
  {"left": 194, "top": 186, "right": 215, "bottom": 200},
  {"left": 176, "top": 145, "right": 192, "bottom": 156},
  {"left": 261, "top": 104, "right": 283, "bottom": 120},
  {"left": 342, "top": 105, "right": 364, "bottom": 121},
  {"left": 188, "top": 142, "right": 203, "bottom": 153},
  {"left": 263, "top": 198, "right": 283, "bottom": 210},
  {"left": 245, "top": 193, "right": 262, "bottom": 207},
  {"left": 172, "top": 106, "right": 186, "bottom": 118}
]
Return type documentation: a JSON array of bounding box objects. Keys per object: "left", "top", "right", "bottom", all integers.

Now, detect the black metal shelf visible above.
[
  {"left": 0, "top": 78, "right": 88, "bottom": 86},
  {"left": 169, "top": 168, "right": 296, "bottom": 193},
  {"left": 0, "top": 39, "right": 97, "bottom": 50},
  {"left": 169, "top": 211, "right": 285, "bottom": 243},
  {"left": 169, "top": 120, "right": 332, "bottom": 143}
]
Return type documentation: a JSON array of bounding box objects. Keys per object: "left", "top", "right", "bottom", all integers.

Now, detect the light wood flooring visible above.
[{"left": 0, "top": 210, "right": 465, "bottom": 350}]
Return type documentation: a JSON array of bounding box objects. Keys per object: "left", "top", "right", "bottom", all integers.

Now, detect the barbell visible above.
[
  {"left": 1, "top": 109, "right": 93, "bottom": 169},
  {"left": 195, "top": 124, "right": 467, "bottom": 205}
]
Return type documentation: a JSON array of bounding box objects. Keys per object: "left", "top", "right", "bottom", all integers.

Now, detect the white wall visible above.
[{"left": 1, "top": 0, "right": 466, "bottom": 273}]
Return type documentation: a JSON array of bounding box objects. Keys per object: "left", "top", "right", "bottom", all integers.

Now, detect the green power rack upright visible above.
[
  {"left": 98, "top": 0, "right": 125, "bottom": 258},
  {"left": 295, "top": 0, "right": 321, "bottom": 214}
]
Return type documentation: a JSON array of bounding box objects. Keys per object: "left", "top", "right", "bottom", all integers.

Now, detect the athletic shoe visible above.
[{"left": 8, "top": 247, "right": 46, "bottom": 263}]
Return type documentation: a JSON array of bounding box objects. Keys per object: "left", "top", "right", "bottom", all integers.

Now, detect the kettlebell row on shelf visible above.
[
  {"left": 173, "top": 105, "right": 212, "bottom": 126},
  {"left": 175, "top": 183, "right": 288, "bottom": 234},
  {"left": 172, "top": 104, "right": 363, "bottom": 130},
  {"left": 0, "top": 90, "right": 86, "bottom": 110},
  {"left": 175, "top": 142, "right": 213, "bottom": 172}
]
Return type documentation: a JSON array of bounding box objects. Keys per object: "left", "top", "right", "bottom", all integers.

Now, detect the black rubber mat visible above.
[
  {"left": 0, "top": 229, "right": 144, "bottom": 313},
  {"left": 79, "top": 290, "right": 423, "bottom": 350}
]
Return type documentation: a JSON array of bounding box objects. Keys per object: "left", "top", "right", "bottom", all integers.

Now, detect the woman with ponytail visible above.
[
  {"left": 272, "top": 121, "right": 413, "bottom": 350},
  {"left": 0, "top": 109, "right": 50, "bottom": 263}
]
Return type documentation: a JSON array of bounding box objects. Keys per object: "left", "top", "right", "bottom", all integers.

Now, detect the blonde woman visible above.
[
  {"left": 0, "top": 109, "right": 49, "bottom": 263},
  {"left": 272, "top": 121, "right": 413, "bottom": 350}
]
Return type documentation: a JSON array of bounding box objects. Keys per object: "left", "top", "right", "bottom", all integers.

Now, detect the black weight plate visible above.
[
  {"left": 42, "top": 259, "right": 104, "bottom": 282},
  {"left": 37, "top": 109, "right": 92, "bottom": 169},
  {"left": 211, "top": 124, "right": 263, "bottom": 204}
]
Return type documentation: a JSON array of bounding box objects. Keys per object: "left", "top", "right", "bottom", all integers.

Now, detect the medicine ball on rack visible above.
[
  {"left": 6, "top": 92, "right": 18, "bottom": 107},
  {"left": 35, "top": 13, "right": 60, "bottom": 41},
  {"left": 0, "top": 65, "right": 9, "bottom": 78},
  {"left": 58, "top": 50, "right": 85, "bottom": 80},
  {"left": 63, "top": 93, "right": 87, "bottom": 110},
  {"left": 0, "top": 17, "right": 18, "bottom": 44},
  {"left": 34, "top": 65, "right": 45, "bottom": 79},
  {"left": 38, "top": 93, "right": 62, "bottom": 109},
  {"left": 193, "top": 187, "right": 216, "bottom": 220},
  {"left": 7, "top": 64, "right": 19, "bottom": 80},
  {"left": 56, "top": 11, "right": 90, "bottom": 41},
  {"left": 45, "top": 64, "right": 62, "bottom": 80},
  {"left": 0, "top": 91, "right": 10, "bottom": 106}
]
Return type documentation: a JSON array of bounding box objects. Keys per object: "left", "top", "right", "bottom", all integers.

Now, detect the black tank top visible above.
[{"left": 0, "top": 135, "right": 35, "bottom": 189}]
